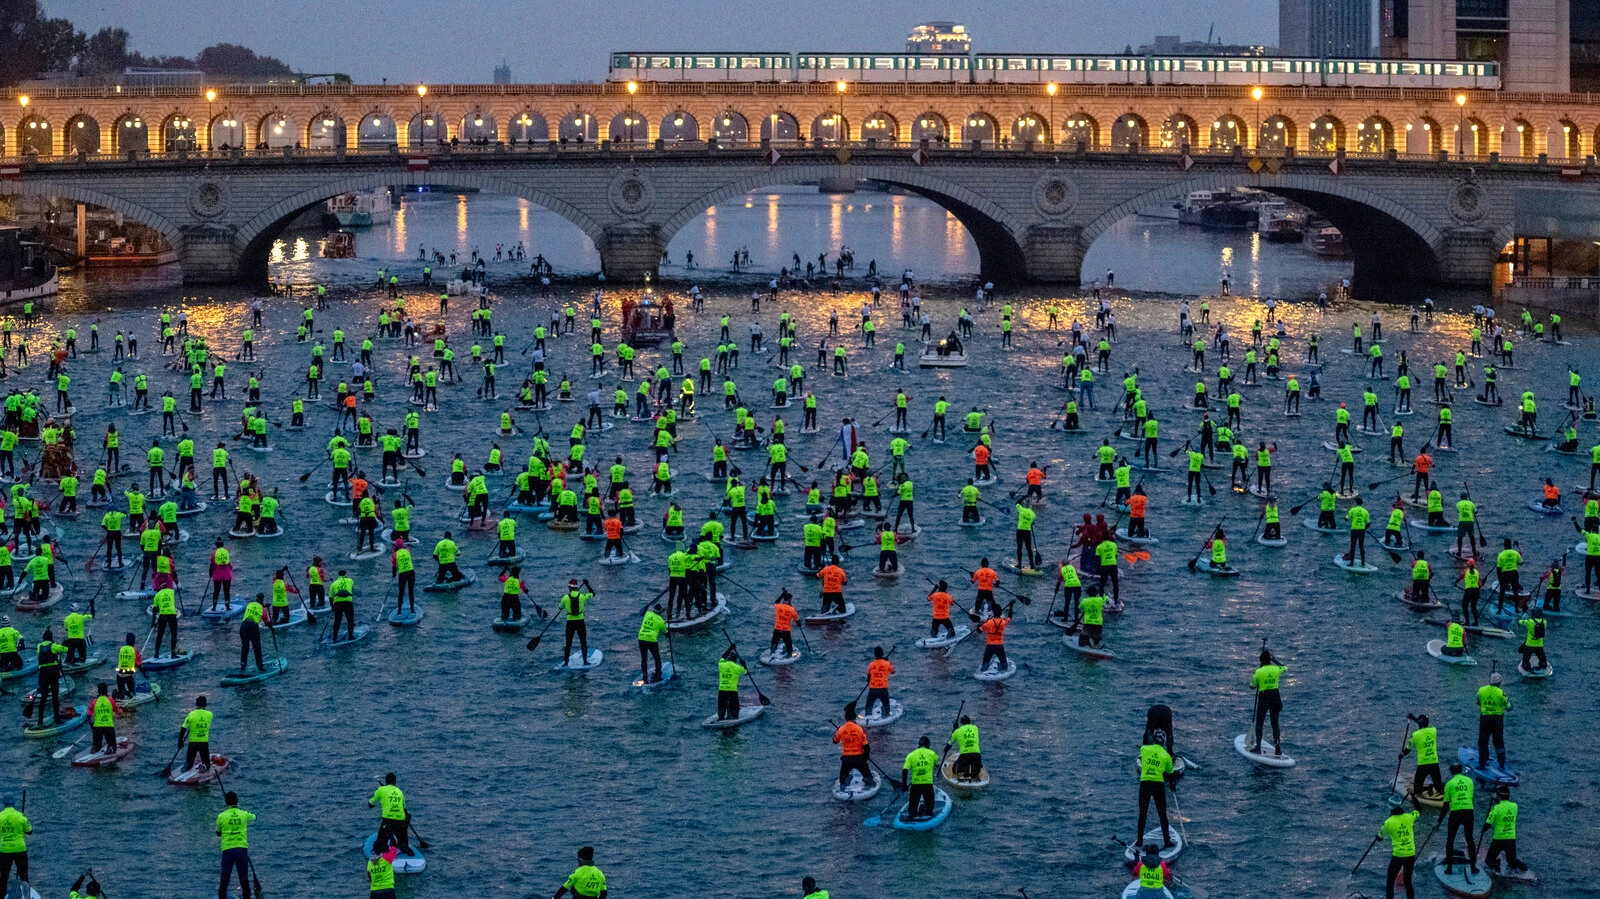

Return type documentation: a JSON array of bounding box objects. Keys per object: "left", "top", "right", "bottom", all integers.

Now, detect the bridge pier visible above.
[
  {"left": 1436, "top": 228, "right": 1501, "bottom": 287},
  {"left": 598, "top": 224, "right": 663, "bottom": 284},
  {"left": 180, "top": 225, "right": 247, "bottom": 285},
  {"left": 1022, "top": 225, "right": 1085, "bottom": 284}
]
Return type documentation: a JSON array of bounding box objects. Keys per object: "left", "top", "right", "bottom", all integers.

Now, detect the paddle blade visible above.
[
  {"left": 862, "top": 815, "right": 882, "bottom": 827},
  {"left": 525, "top": 636, "right": 541, "bottom": 651}
]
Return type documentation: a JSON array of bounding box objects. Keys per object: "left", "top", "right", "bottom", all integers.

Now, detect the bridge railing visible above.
[{"left": 0, "top": 139, "right": 1592, "bottom": 171}]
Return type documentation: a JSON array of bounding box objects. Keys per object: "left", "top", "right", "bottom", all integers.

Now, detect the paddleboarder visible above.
[
  {"left": 1476, "top": 672, "right": 1510, "bottom": 772},
  {"left": 559, "top": 579, "right": 593, "bottom": 665},
  {"left": 0, "top": 796, "right": 29, "bottom": 899},
  {"left": 865, "top": 646, "right": 894, "bottom": 719},
  {"left": 216, "top": 792, "right": 256, "bottom": 899},
  {"left": 1480, "top": 786, "right": 1526, "bottom": 876},
  {"left": 552, "top": 845, "right": 607, "bottom": 899},
  {"left": 1441, "top": 762, "right": 1478, "bottom": 874},
  {"left": 949, "top": 716, "right": 981, "bottom": 780},
  {"left": 1399, "top": 714, "right": 1443, "bottom": 800},
  {"left": 369, "top": 774, "right": 411, "bottom": 856},
  {"left": 1136, "top": 731, "right": 1176, "bottom": 848},
  {"left": 180, "top": 695, "right": 214, "bottom": 774},
  {"left": 1378, "top": 797, "right": 1421, "bottom": 899},
  {"left": 900, "top": 736, "right": 939, "bottom": 820},
  {"left": 1249, "top": 648, "right": 1287, "bottom": 757},
  {"left": 715, "top": 648, "right": 746, "bottom": 721},
  {"left": 833, "top": 707, "right": 874, "bottom": 790},
  {"left": 637, "top": 604, "right": 666, "bottom": 683}
]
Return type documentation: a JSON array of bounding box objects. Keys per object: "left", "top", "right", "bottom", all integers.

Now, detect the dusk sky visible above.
[{"left": 46, "top": 0, "right": 1281, "bottom": 83}]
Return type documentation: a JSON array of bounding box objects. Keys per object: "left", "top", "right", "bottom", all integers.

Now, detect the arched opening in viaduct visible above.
[
  {"left": 1081, "top": 177, "right": 1444, "bottom": 295},
  {"left": 656, "top": 167, "right": 1025, "bottom": 283}
]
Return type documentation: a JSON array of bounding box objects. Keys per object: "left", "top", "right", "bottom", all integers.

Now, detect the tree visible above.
[
  {"left": 34, "top": 16, "right": 84, "bottom": 72},
  {"left": 79, "top": 25, "right": 129, "bottom": 75},
  {"left": 196, "top": 43, "right": 292, "bottom": 77},
  {"left": 0, "top": 0, "right": 45, "bottom": 86}
]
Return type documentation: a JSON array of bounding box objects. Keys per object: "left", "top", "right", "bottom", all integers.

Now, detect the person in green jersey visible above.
[
  {"left": 216, "top": 791, "right": 256, "bottom": 899},
  {"left": 1479, "top": 785, "right": 1526, "bottom": 875},
  {"left": 1398, "top": 713, "right": 1443, "bottom": 801},
  {"left": 1378, "top": 796, "right": 1420, "bottom": 899},
  {"left": 1250, "top": 648, "right": 1287, "bottom": 755},
  {"left": 1441, "top": 762, "right": 1478, "bottom": 872},
  {"left": 900, "top": 736, "right": 940, "bottom": 820},
  {"left": 553, "top": 846, "right": 607, "bottom": 899},
  {"left": 1136, "top": 731, "right": 1176, "bottom": 848}
]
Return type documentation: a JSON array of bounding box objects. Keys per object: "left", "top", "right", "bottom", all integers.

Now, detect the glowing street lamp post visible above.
[
  {"left": 1251, "top": 86, "right": 1263, "bottom": 149},
  {"left": 1046, "top": 82, "right": 1057, "bottom": 147},
  {"left": 626, "top": 81, "right": 639, "bottom": 143},
  {"left": 205, "top": 89, "right": 216, "bottom": 151},
  {"left": 416, "top": 85, "right": 428, "bottom": 147},
  {"left": 1455, "top": 93, "right": 1467, "bottom": 158},
  {"left": 835, "top": 80, "right": 847, "bottom": 144}
]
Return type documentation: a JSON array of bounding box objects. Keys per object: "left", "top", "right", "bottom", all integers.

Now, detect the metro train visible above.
[{"left": 608, "top": 52, "right": 1500, "bottom": 90}]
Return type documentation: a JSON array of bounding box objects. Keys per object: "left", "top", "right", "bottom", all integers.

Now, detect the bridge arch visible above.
[
  {"left": 1209, "top": 114, "right": 1247, "bottom": 151},
  {"left": 759, "top": 110, "right": 800, "bottom": 143},
  {"left": 1261, "top": 114, "right": 1295, "bottom": 150},
  {"left": 1081, "top": 174, "right": 1445, "bottom": 291},
  {"left": 1355, "top": 115, "right": 1393, "bottom": 153},
  {"left": 160, "top": 112, "right": 197, "bottom": 151},
  {"left": 65, "top": 115, "right": 100, "bottom": 154},
  {"left": 508, "top": 111, "right": 549, "bottom": 143},
  {"left": 711, "top": 111, "right": 748, "bottom": 144},
  {"left": 1556, "top": 119, "right": 1580, "bottom": 158},
  {"left": 0, "top": 180, "right": 183, "bottom": 248},
  {"left": 1062, "top": 112, "right": 1098, "bottom": 147},
  {"left": 655, "top": 164, "right": 1028, "bottom": 279},
  {"left": 308, "top": 112, "right": 345, "bottom": 149},
  {"left": 235, "top": 171, "right": 608, "bottom": 280},
  {"left": 19, "top": 116, "right": 52, "bottom": 155},
  {"left": 1111, "top": 113, "right": 1148, "bottom": 149},
  {"left": 910, "top": 112, "right": 947, "bottom": 143},
  {"left": 1309, "top": 115, "right": 1343, "bottom": 151},
  {"left": 861, "top": 111, "right": 898, "bottom": 142},
  {"left": 1158, "top": 113, "right": 1196, "bottom": 148}
]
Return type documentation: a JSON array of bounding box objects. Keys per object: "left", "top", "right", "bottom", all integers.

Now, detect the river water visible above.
[{"left": 3, "top": 187, "right": 1590, "bottom": 899}]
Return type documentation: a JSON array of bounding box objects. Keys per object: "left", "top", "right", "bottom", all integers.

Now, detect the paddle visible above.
[
  {"left": 408, "top": 819, "right": 432, "bottom": 851},
  {"left": 860, "top": 777, "right": 904, "bottom": 827},
  {"left": 721, "top": 630, "right": 771, "bottom": 706},
  {"left": 52, "top": 732, "right": 88, "bottom": 760},
  {"left": 523, "top": 610, "right": 562, "bottom": 651},
  {"left": 298, "top": 456, "right": 331, "bottom": 484},
  {"left": 158, "top": 737, "right": 186, "bottom": 778},
  {"left": 1389, "top": 717, "right": 1416, "bottom": 792},
  {"left": 937, "top": 699, "right": 966, "bottom": 770},
  {"left": 1187, "top": 519, "right": 1226, "bottom": 572},
  {"left": 1367, "top": 470, "right": 1413, "bottom": 491}
]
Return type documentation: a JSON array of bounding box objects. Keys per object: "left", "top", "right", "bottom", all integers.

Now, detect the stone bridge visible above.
[{"left": 1, "top": 140, "right": 1590, "bottom": 292}]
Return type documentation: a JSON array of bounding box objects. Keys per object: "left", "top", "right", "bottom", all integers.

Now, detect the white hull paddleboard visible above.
[
  {"left": 700, "top": 702, "right": 765, "bottom": 729},
  {"left": 803, "top": 603, "right": 855, "bottom": 625},
  {"left": 630, "top": 661, "right": 677, "bottom": 690},
  {"left": 1234, "top": 733, "right": 1296, "bottom": 768},
  {"left": 72, "top": 736, "right": 135, "bottom": 767},
  {"left": 1122, "top": 827, "right": 1185, "bottom": 864},
  {"left": 831, "top": 771, "right": 881, "bottom": 801},
  {"left": 915, "top": 626, "right": 971, "bottom": 649},
  {"left": 1063, "top": 634, "right": 1116, "bottom": 659},
  {"left": 858, "top": 698, "right": 904, "bottom": 728},
  {"left": 1426, "top": 639, "right": 1476, "bottom": 665},
  {"left": 1333, "top": 552, "right": 1379, "bottom": 573},
  {"left": 1431, "top": 855, "right": 1493, "bottom": 897},
  {"left": 552, "top": 648, "right": 603, "bottom": 672},
  {"left": 974, "top": 659, "right": 1017, "bottom": 681},
  {"left": 758, "top": 647, "right": 802, "bottom": 666},
  {"left": 669, "top": 594, "right": 728, "bottom": 631}
]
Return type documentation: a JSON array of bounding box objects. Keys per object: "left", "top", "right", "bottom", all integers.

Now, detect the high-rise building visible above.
[
  {"left": 1380, "top": 0, "right": 1569, "bottom": 92},
  {"left": 905, "top": 22, "right": 971, "bottom": 55},
  {"left": 493, "top": 62, "right": 511, "bottom": 85},
  {"left": 1280, "top": 0, "right": 1373, "bottom": 56}
]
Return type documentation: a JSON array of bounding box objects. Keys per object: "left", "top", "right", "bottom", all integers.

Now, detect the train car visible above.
[
  {"left": 608, "top": 52, "right": 794, "bottom": 82},
  {"left": 972, "top": 53, "right": 1500, "bottom": 90},
  {"left": 794, "top": 53, "right": 972, "bottom": 83}
]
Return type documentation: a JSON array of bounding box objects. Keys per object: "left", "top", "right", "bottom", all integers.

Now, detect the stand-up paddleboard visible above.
[
  {"left": 487, "top": 553, "right": 524, "bottom": 567},
  {"left": 1115, "top": 527, "right": 1159, "bottom": 545},
  {"left": 1303, "top": 519, "right": 1341, "bottom": 534},
  {"left": 831, "top": 770, "right": 881, "bottom": 801},
  {"left": 264, "top": 607, "right": 310, "bottom": 629},
  {"left": 220, "top": 657, "right": 288, "bottom": 686},
  {"left": 119, "top": 681, "right": 162, "bottom": 709},
  {"left": 872, "top": 566, "right": 901, "bottom": 580},
  {"left": 1333, "top": 552, "right": 1380, "bottom": 573},
  {"left": 1409, "top": 518, "right": 1455, "bottom": 533},
  {"left": 892, "top": 525, "right": 923, "bottom": 544},
  {"left": 1517, "top": 658, "right": 1554, "bottom": 679},
  {"left": 758, "top": 647, "right": 802, "bottom": 666},
  {"left": 347, "top": 547, "right": 385, "bottom": 562},
  {"left": 1234, "top": 733, "right": 1295, "bottom": 768},
  {"left": 379, "top": 528, "right": 419, "bottom": 546},
  {"left": 61, "top": 655, "right": 105, "bottom": 675},
  {"left": 974, "top": 659, "right": 1017, "bottom": 681},
  {"left": 700, "top": 702, "right": 765, "bottom": 730},
  {"left": 14, "top": 583, "right": 65, "bottom": 612},
  {"left": 1458, "top": 748, "right": 1518, "bottom": 785},
  {"left": 1393, "top": 775, "right": 1444, "bottom": 808},
  {"left": 387, "top": 607, "right": 426, "bottom": 627},
  {"left": 175, "top": 501, "right": 208, "bottom": 517},
  {"left": 0, "top": 658, "right": 39, "bottom": 683},
  {"left": 552, "top": 648, "right": 603, "bottom": 671},
  {"left": 1000, "top": 560, "right": 1044, "bottom": 576},
  {"left": 892, "top": 788, "right": 952, "bottom": 831},
  {"left": 22, "top": 706, "right": 86, "bottom": 737},
  {"left": 1426, "top": 639, "right": 1476, "bottom": 666},
  {"left": 491, "top": 616, "right": 526, "bottom": 633},
  {"left": 199, "top": 598, "right": 246, "bottom": 621},
  {"left": 1528, "top": 499, "right": 1562, "bottom": 515},
  {"left": 916, "top": 626, "right": 971, "bottom": 649},
  {"left": 1121, "top": 883, "right": 1173, "bottom": 899},
  {"left": 321, "top": 625, "right": 371, "bottom": 648},
  {"left": 1431, "top": 855, "right": 1493, "bottom": 897},
  {"left": 140, "top": 650, "right": 196, "bottom": 671},
  {"left": 1064, "top": 633, "right": 1116, "bottom": 659},
  {"left": 957, "top": 516, "right": 986, "bottom": 528},
  {"left": 940, "top": 758, "right": 991, "bottom": 789},
  {"left": 1197, "top": 562, "right": 1241, "bottom": 577},
  {"left": 803, "top": 603, "right": 855, "bottom": 625},
  {"left": 1503, "top": 426, "right": 1548, "bottom": 440},
  {"left": 858, "top": 699, "right": 904, "bottom": 729},
  {"left": 1257, "top": 534, "right": 1288, "bottom": 547},
  {"left": 1121, "top": 826, "right": 1185, "bottom": 865},
  {"left": 72, "top": 736, "right": 134, "bottom": 767},
  {"left": 168, "top": 754, "right": 228, "bottom": 785},
  {"left": 1396, "top": 590, "right": 1443, "bottom": 611},
  {"left": 669, "top": 594, "right": 728, "bottom": 632},
  {"left": 630, "top": 662, "right": 677, "bottom": 690},
  {"left": 364, "top": 833, "right": 426, "bottom": 874},
  {"left": 422, "top": 570, "right": 476, "bottom": 592}
]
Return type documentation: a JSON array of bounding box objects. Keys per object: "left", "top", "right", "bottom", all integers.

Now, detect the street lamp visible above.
[
  {"left": 417, "top": 85, "right": 428, "bottom": 147},
  {"left": 1251, "top": 86, "right": 1263, "bottom": 149},
  {"left": 627, "top": 85, "right": 640, "bottom": 142},
  {"left": 1455, "top": 93, "right": 1466, "bottom": 157},
  {"left": 204, "top": 89, "right": 216, "bottom": 151},
  {"left": 1046, "top": 82, "right": 1057, "bottom": 146},
  {"left": 835, "top": 80, "right": 847, "bottom": 144}
]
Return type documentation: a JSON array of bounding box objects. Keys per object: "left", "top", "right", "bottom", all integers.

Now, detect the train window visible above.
[
  {"left": 1357, "top": 62, "right": 1377, "bottom": 74},
  {"left": 1226, "top": 60, "right": 1247, "bottom": 72},
  {"left": 1095, "top": 58, "right": 1119, "bottom": 71},
  {"left": 1444, "top": 63, "right": 1464, "bottom": 75},
  {"left": 1182, "top": 59, "right": 1203, "bottom": 72}
]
